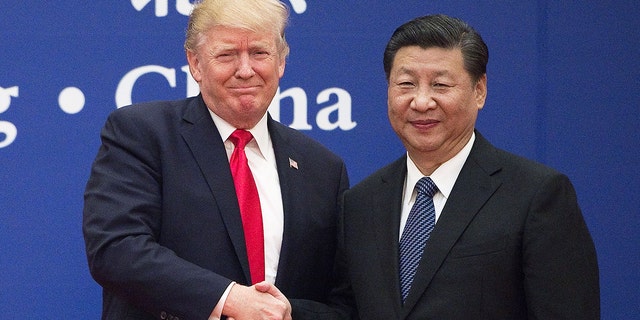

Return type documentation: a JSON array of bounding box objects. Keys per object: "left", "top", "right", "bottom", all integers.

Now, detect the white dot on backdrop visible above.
[{"left": 58, "top": 87, "right": 85, "bottom": 114}]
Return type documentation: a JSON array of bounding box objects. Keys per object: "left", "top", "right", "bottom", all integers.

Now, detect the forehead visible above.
[
  {"left": 391, "top": 46, "right": 465, "bottom": 76},
  {"left": 202, "top": 25, "right": 277, "bottom": 49}
]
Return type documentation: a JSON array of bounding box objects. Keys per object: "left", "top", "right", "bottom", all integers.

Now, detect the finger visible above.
[{"left": 253, "top": 281, "right": 272, "bottom": 293}]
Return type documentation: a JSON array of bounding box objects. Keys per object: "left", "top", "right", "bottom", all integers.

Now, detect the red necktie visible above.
[{"left": 229, "top": 129, "right": 265, "bottom": 284}]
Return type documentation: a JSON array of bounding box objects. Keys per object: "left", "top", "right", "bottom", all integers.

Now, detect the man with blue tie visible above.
[
  {"left": 329, "top": 14, "right": 599, "bottom": 319},
  {"left": 82, "top": 0, "right": 348, "bottom": 319}
]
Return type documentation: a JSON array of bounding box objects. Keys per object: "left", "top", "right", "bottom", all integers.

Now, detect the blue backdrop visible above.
[{"left": 1, "top": 1, "right": 638, "bottom": 318}]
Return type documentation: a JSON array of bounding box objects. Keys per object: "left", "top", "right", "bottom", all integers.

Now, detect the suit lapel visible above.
[
  {"left": 401, "top": 133, "right": 503, "bottom": 316},
  {"left": 180, "top": 96, "right": 252, "bottom": 284},
  {"left": 265, "top": 118, "right": 304, "bottom": 289},
  {"left": 371, "top": 157, "right": 407, "bottom": 316}
]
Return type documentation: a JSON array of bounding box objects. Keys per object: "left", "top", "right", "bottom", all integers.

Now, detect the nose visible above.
[
  {"left": 235, "top": 53, "right": 256, "bottom": 79},
  {"left": 410, "top": 88, "right": 436, "bottom": 111}
]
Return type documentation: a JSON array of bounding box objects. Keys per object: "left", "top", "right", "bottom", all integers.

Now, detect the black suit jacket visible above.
[
  {"left": 331, "top": 131, "right": 599, "bottom": 319},
  {"left": 83, "top": 95, "right": 349, "bottom": 319}
]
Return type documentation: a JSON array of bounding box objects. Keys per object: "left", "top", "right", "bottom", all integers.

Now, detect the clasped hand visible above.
[{"left": 224, "top": 281, "right": 292, "bottom": 320}]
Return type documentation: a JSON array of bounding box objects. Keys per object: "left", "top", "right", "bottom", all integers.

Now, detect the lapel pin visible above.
[{"left": 289, "top": 158, "right": 298, "bottom": 170}]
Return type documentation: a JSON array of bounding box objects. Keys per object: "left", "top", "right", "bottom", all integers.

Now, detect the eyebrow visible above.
[
  {"left": 209, "top": 40, "right": 274, "bottom": 52},
  {"left": 395, "top": 67, "right": 451, "bottom": 77}
]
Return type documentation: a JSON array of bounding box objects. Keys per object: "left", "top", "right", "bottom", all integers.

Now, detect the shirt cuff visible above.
[{"left": 208, "top": 282, "right": 236, "bottom": 320}]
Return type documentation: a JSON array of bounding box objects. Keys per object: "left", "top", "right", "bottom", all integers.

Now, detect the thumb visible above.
[{"left": 253, "top": 281, "right": 273, "bottom": 293}]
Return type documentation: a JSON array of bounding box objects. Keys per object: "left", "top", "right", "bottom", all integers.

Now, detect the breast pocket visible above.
[{"left": 448, "top": 236, "right": 507, "bottom": 260}]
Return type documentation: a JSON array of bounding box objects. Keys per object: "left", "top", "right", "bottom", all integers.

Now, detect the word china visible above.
[{"left": 115, "top": 64, "right": 356, "bottom": 131}]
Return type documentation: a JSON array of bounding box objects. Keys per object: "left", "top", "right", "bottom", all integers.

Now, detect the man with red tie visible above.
[{"left": 82, "top": 1, "right": 349, "bottom": 319}]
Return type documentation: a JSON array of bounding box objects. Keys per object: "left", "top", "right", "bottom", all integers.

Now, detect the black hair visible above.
[{"left": 383, "top": 14, "right": 488, "bottom": 82}]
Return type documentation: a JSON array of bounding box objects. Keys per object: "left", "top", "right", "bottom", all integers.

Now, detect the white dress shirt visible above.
[
  {"left": 399, "top": 133, "right": 475, "bottom": 239},
  {"left": 208, "top": 110, "right": 284, "bottom": 319}
]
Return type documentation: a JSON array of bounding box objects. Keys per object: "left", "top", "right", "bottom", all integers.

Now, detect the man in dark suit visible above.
[
  {"left": 329, "top": 14, "right": 599, "bottom": 319},
  {"left": 82, "top": 0, "right": 348, "bottom": 319}
]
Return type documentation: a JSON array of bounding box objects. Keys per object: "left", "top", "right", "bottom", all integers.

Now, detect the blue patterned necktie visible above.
[{"left": 399, "top": 177, "right": 438, "bottom": 303}]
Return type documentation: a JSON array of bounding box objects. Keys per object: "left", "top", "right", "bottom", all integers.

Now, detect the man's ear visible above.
[
  {"left": 475, "top": 74, "right": 487, "bottom": 110},
  {"left": 186, "top": 50, "right": 202, "bottom": 82},
  {"left": 278, "top": 57, "right": 286, "bottom": 79}
]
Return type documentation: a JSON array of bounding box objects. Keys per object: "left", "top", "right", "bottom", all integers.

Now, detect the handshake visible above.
[{"left": 223, "top": 282, "right": 292, "bottom": 320}]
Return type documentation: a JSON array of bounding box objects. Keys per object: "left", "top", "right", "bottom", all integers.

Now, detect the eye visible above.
[
  {"left": 397, "top": 81, "right": 415, "bottom": 88},
  {"left": 214, "top": 51, "right": 235, "bottom": 61},
  {"left": 252, "top": 50, "right": 271, "bottom": 59},
  {"left": 432, "top": 82, "right": 454, "bottom": 90}
]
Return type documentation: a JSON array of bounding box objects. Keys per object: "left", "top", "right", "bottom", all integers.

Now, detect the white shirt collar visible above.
[
  {"left": 406, "top": 132, "right": 475, "bottom": 199},
  {"left": 208, "top": 110, "right": 271, "bottom": 160}
]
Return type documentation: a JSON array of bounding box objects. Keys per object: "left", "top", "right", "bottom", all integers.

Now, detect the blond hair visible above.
[{"left": 184, "top": 0, "right": 290, "bottom": 58}]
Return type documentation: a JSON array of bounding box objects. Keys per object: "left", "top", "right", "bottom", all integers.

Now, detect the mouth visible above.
[
  {"left": 410, "top": 119, "right": 439, "bottom": 130},
  {"left": 229, "top": 85, "right": 260, "bottom": 94}
]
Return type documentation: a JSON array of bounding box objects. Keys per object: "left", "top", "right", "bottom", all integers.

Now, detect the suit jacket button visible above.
[{"left": 160, "top": 311, "right": 167, "bottom": 319}]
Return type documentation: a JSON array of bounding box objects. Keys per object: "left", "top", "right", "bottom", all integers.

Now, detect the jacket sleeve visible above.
[
  {"left": 82, "top": 109, "right": 230, "bottom": 319},
  {"left": 522, "top": 173, "right": 600, "bottom": 319}
]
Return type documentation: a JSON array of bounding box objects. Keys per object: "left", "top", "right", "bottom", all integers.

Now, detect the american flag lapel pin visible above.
[{"left": 289, "top": 157, "right": 298, "bottom": 170}]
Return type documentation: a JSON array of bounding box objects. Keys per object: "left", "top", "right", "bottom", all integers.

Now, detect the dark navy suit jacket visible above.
[{"left": 83, "top": 95, "right": 349, "bottom": 319}]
